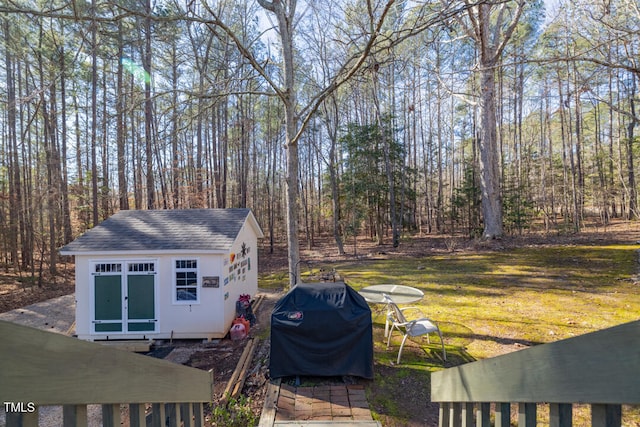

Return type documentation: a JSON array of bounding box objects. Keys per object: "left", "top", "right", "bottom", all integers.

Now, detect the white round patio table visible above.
[
  {"left": 359, "top": 284, "right": 425, "bottom": 338},
  {"left": 358, "top": 284, "right": 424, "bottom": 304}
]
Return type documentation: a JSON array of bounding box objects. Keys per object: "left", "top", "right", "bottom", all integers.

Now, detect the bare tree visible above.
[
  {"left": 454, "top": 0, "right": 527, "bottom": 239},
  {"left": 200, "top": 0, "right": 395, "bottom": 284},
  {"left": 206, "top": 0, "right": 458, "bottom": 284}
]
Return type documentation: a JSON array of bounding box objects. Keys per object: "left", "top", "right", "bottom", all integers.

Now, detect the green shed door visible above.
[
  {"left": 127, "top": 274, "right": 156, "bottom": 332},
  {"left": 94, "top": 275, "right": 123, "bottom": 332}
]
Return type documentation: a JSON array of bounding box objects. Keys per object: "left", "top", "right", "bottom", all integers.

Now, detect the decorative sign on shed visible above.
[{"left": 202, "top": 277, "right": 219, "bottom": 288}]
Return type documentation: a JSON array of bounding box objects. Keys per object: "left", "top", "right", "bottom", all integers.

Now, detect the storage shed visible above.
[{"left": 59, "top": 208, "right": 263, "bottom": 342}]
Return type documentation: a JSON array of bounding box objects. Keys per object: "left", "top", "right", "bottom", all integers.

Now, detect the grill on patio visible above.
[{"left": 269, "top": 281, "right": 374, "bottom": 379}]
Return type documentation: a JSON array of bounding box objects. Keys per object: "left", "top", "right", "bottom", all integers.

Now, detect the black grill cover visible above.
[{"left": 269, "top": 281, "right": 373, "bottom": 379}]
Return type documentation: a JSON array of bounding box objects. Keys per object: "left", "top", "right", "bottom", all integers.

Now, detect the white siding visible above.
[{"left": 223, "top": 220, "right": 260, "bottom": 332}]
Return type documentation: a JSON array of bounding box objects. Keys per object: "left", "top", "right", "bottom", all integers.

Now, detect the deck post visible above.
[
  {"left": 450, "top": 402, "right": 462, "bottom": 427},
  {"left": 495, "top": 403, "right": 510, "bottom": 427},
  {"left": 102, "top": 404, "right": 120, "bottom": 427},
  {"left": 592, "top": 404, "right": 622, "bottom": 427},
  {"left": 439, "top": 402, "right": 450, "bottom": 427},
  {"left": 518, "top": 403, "right": 536, "bottom": 427},
  {"left": 193, "top": 402, "right": 205, "bottom": 427},
  {"left": 166, "top": 403, "right": 180, "bottom": 427},
  {"left": 129, "top": 403, "right": 147, "bottom": 427},
  {"left": 63, "top": 404, "right": 88, "bottom": 427},
  {"left": 6, "top": 410, "right": 38, "bottom": 427},
  {"left": 151, "top": 403, "right": 166, "bottom": 427},
  {"left": 461, "top": 403, "right": 474, "bottom": 427},
  {"left": 181, "top": 403, "right": 193, "bottom": 427},
  {"left": 477, "top": 402, "right": 491, "bottom": 427},
  {"left": 550, "top": 403, "right": 572, "bottom": 427}
]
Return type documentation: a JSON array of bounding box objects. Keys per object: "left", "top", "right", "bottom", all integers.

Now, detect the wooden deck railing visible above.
[
  {"left": 431, "top": 320, "right": 640, "bottom": 427},
  {"left": 0, "top": 320, "right": 213, "bottom": 426}
]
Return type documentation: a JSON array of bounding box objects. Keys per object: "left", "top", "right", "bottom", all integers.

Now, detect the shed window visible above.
[
  {"left": 129, "top": 262, "right": 155, "bottom": 273},
  {"left": 175, "top": 259, "right": 198, "bottom": 302},
  {"left": 94, "top": 263, "right": 122, "bottom": 274}
]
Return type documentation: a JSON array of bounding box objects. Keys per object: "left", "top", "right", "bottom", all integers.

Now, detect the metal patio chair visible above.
[{"left": 383, "top": 294, "right": 446, "bottom": 363}]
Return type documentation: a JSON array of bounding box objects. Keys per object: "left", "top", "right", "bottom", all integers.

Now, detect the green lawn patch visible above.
[
  {"left": 338, "top": 244, "right": 640, "bottom": 359},
  {"left": 259, "top": 243, "right": 640, "bottom": 425}
]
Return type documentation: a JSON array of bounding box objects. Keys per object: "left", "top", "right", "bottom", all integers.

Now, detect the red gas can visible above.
[{"left": 230, "top": 323, "right": 247, "bottom": 340}]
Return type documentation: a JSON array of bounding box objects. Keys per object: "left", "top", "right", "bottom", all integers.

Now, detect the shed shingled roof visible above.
[{"left": 59, "top": 209, "right": 261, "bottom": 254}]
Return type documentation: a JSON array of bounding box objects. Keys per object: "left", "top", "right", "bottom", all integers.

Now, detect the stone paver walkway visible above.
[
  {"left": 275, "top": 384, "right": 374, "bottom": 422},
  {"left": 259, "top": 379, "right": 382, "bottom": 427}
]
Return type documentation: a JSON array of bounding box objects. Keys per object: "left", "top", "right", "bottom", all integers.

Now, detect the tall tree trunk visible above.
[
  {"left": 171, "top": 36, "right": 180, "bottom": 209},
  {"left": 144, "top": 0, "right": 155, "bottom": 210},
  {"left": 117, "top": 21, "right": 129, "bottom": 211},
  {"left": 47, "top": 87, "right": 60, "bottom": 276},
  {"left": 593, "top": 95, "right": 608, "bottom": 223},
  {"left": 258, "top": 0, "right": 300, "bottom": 286},
  {"left": 212, "top": 104, "right": 222, "bottom": 208},
  {"left": 608, "top": 64, "right": 617, "bottom": 218},
  {"left": 375, "top": 68, "right": 400, "bottom": 248},
  {"left": 267, "top": 102, "right": 277, "bottom": 253},
  {"left": 557, "top": 74, "right": 572, "bottom": 226},
  {"left": 131, "top": 71, "right": 143, "bottom": 210},
  {"left": 435, "top": 46, "right": 444, "bottom": 233},
  {"left": 195, "top": 78, "right": 204, "bottom": 208},
  {"left": 50, "top": 20, "right": 74, "bottom": 246},
  {"left": 626, "top": 72, "right": 637, "bottom": 219},
  {"left": 221, "top": 100, "right": 229, "bottom": 208},
  {"left": 101, "top": 72, "right": 110, "bottom": 218},
  {"left": 572, "top": 65, "right": 585, "bottom": 227},
  {"left": 462, "top": 1, "right": 526, "bottom": 239},
  {"left": 238, "top": 96, "right": 249, "bottom": 208},
  {"left": 564, "top": 76, "right": 580, "bottom": 231},
  {"left": 36, "top": 27, "right": 58, "bottom": 276},
  {"left": 4, "top": 19, "right": 21, "bottom": 269},
  {"left": 90, "top": 0, "right": 99, "bottom": 225},
  {"left": 323, "top": 97, "right": 345, "bottom": 255},
  {"left": 73, "top": 89, "right": 88, "bottom": 230},
  {"left": 478, "top": 61, "right": 503, "bottom": 238},
  {"left": 22, "top": 65, "right": 35, "bottom": 271}
]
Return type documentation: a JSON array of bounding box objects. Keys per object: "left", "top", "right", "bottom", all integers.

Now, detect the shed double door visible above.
[{"left": 92, "top": 261, "right": 157, "bottom": 334}]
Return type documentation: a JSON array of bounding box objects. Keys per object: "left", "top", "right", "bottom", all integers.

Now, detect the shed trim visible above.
[{"left": 61, "top": 249, "right": 230, "bottom": 256}]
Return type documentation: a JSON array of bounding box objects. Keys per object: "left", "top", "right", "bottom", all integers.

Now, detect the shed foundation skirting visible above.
[
  {"left": 163, "top": 331, "right": 227, "bottom": 340},
  {"left": 97, "top": 339, "right": 154, "bottom": 352},
  {"left": 80, "top": 331, "right": 227, "bottom": 341}
]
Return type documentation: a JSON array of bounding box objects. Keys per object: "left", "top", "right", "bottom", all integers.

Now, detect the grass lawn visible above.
[
  {"left": 333, "top": 243, "right": 640, "bottom": 425},
  {"left": 337, "top": 244, "right": 640, "bottom": 358}
]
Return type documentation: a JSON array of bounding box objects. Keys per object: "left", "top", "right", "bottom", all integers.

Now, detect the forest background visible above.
[{"left": 1, "top": 0, "right": 639, "bottom": 284}]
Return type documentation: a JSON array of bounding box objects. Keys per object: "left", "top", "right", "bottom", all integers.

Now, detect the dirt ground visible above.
[
  {"left": 0, "top": 265, "right": 75, "bottom": 314},
  {"left": 1, "top": 220, "right": 639, "bottom": 426},
  {"left": 185, "top": 290, "right": 280, "bottom": 421}
]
